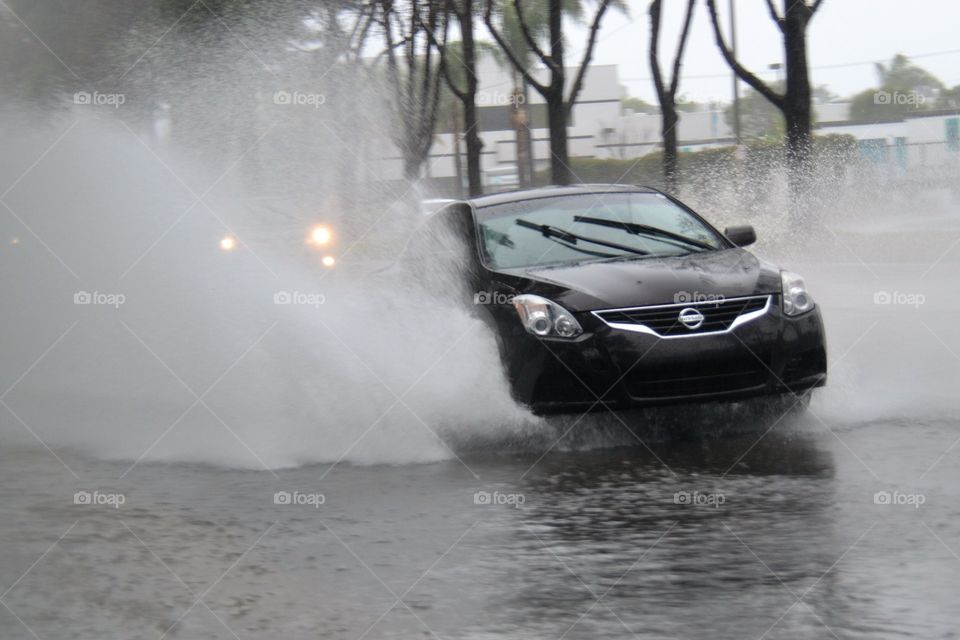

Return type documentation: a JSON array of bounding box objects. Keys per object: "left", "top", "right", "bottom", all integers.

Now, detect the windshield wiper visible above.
[
  {"left": 539, "top": 238, "right": 619, "bottom": 260},
  {"left": 515, "top": 219, "right": 649, "bottom": 256},
  {"left": 572, "top": 215, "right": 715, "bottom": 251}
]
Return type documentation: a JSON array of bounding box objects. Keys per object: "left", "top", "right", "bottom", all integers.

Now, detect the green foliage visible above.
[
  {"left": 724, "top": 88, "right": 784, "bottom": 140},
  {"left": 533, "top": 154, "right": 665, "bottom": 188},
  {"left": 676, "top": 96, "right": 710, "bottom": 113},
  {"left": 619, "top": 95, "right": 708, "bottom": 116},
  {"left": 621, "top": 96, "right": 656, "bottom": 114},
  {"left": 937, "top": 85, "right": 960, "bottom": 110},
  {"left": 493, "top": 0, "right": 560, "bottom": 72},
  {"left": 876, "top": 53, "right": 943, "bottom": 93},
  {"left": 490, "top": 0, "right": 626, "bottom": 72},
  {"left": 533, "top": 134, "right": 859, "bottom": 192},
  {"left": 849, "top": 54, "right": 945, "bottom": 122},
  {"left": 812, "top": 85, "right": 837, "bottom": 103},
  {"left": 848, "top": 89, "right": 896, "bottom": 122},
  {"left": 443, "top": 41, "right": 469, "bottom": 93}
]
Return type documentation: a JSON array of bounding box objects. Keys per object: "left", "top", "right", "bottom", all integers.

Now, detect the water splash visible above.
[{"left": 2, "top": 3, "right": 957, "bottom": 470}]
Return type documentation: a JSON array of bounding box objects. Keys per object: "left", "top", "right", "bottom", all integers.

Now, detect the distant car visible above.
[{"left": 404, "top": 185, "right": 827, "bottom": 414}]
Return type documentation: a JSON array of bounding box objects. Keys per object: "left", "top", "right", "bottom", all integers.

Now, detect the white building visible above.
[
  {"left": 379, "top": 58, "right": 623, "bottom": 187},
  {"left": 378, "top": 60, "right": 959, "bottom": 187}
]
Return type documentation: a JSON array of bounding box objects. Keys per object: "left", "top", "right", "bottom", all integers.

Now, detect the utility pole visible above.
[{"left": 729, "top": 0, "right": 741, "bottom": 141}]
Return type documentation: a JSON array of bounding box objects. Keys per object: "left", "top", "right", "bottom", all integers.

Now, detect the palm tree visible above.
[
  {"left": 435, "top": 36, "right": 504, "bottom": 197},
  {"left": 432, "top": 2, "right": 485, "bottom": 197},
  {"left": 706, "top": 0, "right": 826, "bottom": 208},
  {"left": 485, "top": 0, "right": 620, "bottom": 186},
  {"left": 486, "top": 0, "right": 584, "bottom": 186},
  {"left": 649, "top": 0, "right": 696, "bottom": 192}
]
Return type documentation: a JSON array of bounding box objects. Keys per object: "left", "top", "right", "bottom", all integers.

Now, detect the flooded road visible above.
[
  {"left": 2, "top": 257, "right": 959, "bottom": 640},
  {"left": 2, "top": 160, "right": 958, "bottom": 639},
  {"left": 2, "top": 415, "right": 958, "bottom": 640}
]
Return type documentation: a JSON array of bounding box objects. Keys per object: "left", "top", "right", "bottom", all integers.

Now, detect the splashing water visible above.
[
  {"left": 0, "top": 114, "right": 540, "bottom": 469},
  {"left": 1, "top": 3, "right": 957, "bottom": 470},
  {"left": 3, "top": 110, "right": 956, "bottom": 471}
]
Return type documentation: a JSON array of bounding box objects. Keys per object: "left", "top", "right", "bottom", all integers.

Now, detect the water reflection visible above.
[{"left": 472, "top": 428, "right": 843, "bottom": 639}]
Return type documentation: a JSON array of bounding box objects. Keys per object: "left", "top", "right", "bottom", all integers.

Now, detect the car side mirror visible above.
[{"left": 724, "top": 225, "right": 756, "bottom": 247}]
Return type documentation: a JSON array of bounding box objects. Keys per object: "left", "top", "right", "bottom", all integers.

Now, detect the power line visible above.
[{"left": 620, "top": 48, "right": 960, "bottom": 83}]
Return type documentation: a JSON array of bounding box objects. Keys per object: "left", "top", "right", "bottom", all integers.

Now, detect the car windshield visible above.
[{"left": 476, "top": 192, "right": 727, "bottom": 269}]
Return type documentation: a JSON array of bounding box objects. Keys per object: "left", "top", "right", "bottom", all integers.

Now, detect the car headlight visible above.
[
  {"left": 781, "top": 271, "right": 814, "bottom": 316},
  {"left": 512, "top": 294, "right": 583, "bottom": 339}
]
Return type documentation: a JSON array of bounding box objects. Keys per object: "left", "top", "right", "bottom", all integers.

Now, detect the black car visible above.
[{"left": 407, "top": 185, "right": 826, "bottom": 414}]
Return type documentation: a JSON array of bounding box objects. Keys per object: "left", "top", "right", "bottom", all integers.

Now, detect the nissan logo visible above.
[{"left": 678, "top": 307, "right": 705, "bottom": 330}]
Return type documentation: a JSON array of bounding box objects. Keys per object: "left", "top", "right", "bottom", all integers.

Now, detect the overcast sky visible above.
[{"left": 561, "top": 0, "right": 960, "bottom": 103}]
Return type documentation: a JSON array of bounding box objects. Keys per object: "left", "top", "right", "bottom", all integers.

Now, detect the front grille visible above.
[
  {"left": 593, "top": 295, "right": 770, "bottom": 338},
  {"left": 625, "top": 355, "right": 769, "bottom": 399}
]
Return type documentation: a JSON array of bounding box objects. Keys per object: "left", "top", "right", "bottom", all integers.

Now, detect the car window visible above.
[{"left": 476, "top": 193, "right": 725, "bottom": 270}]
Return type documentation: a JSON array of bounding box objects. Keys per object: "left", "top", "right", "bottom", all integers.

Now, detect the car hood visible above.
[{"left": 496, "top": 249, "right": 781, "bottom": 312}]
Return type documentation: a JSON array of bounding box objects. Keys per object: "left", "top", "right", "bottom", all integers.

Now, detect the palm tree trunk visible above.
[
  {"left": 452, "top": 110, "right": 464, "bottom": 197},
  {"left": 460, "top": 0, "right": 483, "bottom": 196},
  {"left": 512, "top": 73, "right": 531, "bottom": 187}
]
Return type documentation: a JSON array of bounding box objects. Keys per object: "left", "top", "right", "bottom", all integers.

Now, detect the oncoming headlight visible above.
[
  {"left": 512, "top": 294, "right": 583, "bottom": 339},
  {"left": 781, "top": 271, "right": 814, "bottom": 316}
]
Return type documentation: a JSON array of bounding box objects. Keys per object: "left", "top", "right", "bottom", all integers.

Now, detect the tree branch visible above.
[
  {"left": 419, "top": 6, "right": 436, "bottom": 112},
  {"left": 419, "top": 7, "right": 469, "bottom": 102},
  {"left": 417, "top": 3, "right": 445, "bottom": 147},
  {"left": 345, "top": 1, "right": 375, "bottom": 53},
  {"left": 669, "top": 0, "right": 696, "bottom": 97},
  {"left": 764, "top": 0, "right": 785, "bottom": 32},
  {"left": 483, "top": 0, "right": 549, "bottom": 95},
  {"left": 379, "top": 1, "right": 407, "bottom": 151},
  {"left": 649, "top": 0, "right": 666, "bottom": 102},
  {"left": 351, "top": 11, "right": 376, "bottom": 58},
  {"left": 417, "top": 63, "right": 445, "bottom": 158},
  {"left": 380, "top": 1, "right": 400, "bottom": 95},
  {"left": 705, "top": 0, "right": 784, "bottom": 109},
  {"left": 512, "top": 0, "right": 558, "bottom": 74},
  {"left": 565, "top": 0, "right": 612, "bottom": 116},
  {"left": 810, "top": 0, "right": 825, "bottom": 16}
]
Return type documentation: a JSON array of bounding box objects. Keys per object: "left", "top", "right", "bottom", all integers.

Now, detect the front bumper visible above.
[{"left": 503, "top": 296, "right": 827, "bottom": 414}]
